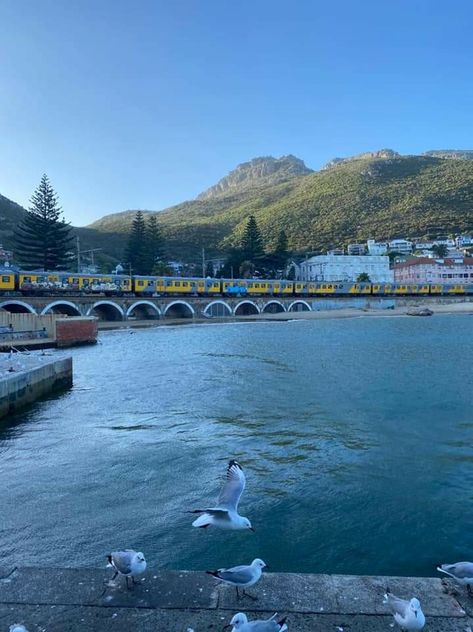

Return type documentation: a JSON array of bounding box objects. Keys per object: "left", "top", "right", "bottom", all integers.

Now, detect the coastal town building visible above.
[
  {"left": 299, "top": 254, "right": 393, "bottom": 282},
  {"left": 366, "top": 240, "right": 388, "bottom": 255},
  {"left": 394, "top": 257, "right": 473, "bottom": 284},
  {"left": 347, "top": 243, "right": 366, "bottom": 255},
  {"left": 388, "top": 239, "right": 413, "bottom": 254}
]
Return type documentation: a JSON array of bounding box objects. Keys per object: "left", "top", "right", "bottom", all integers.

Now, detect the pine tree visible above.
[
  {"left": 125, "top": 211, "right": 148, "bottom": 275},
  {"left": 273, "top": 229, "right": 289, "bottom": 270},
  {"left": 14, "top": 174, "right": 73, "bottom": 270},
  {"left": 241, "top": 215, "right": 265, "bottom": 264},
  {"left": 145, "top": 215, "right": 164, "bottom": 273}
]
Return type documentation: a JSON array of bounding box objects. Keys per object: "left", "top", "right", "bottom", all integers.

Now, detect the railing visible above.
[{"left": 0, "top": 329, "right": 50, "bottom": 341}]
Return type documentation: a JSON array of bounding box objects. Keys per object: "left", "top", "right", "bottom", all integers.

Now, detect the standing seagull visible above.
[
  {"left": 223, "top": 612, "right": 288, "bottom": 631},
  {"left": 190, "top": 460, "right": 254, "bottom": 531},
  {"left": 106, "top": 550, "right": 146, "bottom": 589},
  {"left": 383, "top": 589, "right": 425, "bottom": 630},
  {"left": 207, "top": 558, "right": 267, "bottom": 601},
  {"left": 437, "top": 562, "right": 473, "bottom": 595}
]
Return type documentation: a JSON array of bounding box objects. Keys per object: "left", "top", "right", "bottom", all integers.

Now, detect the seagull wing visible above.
[
  {"left": 384, "top": 592, "right": 409, "bottom": 618},
  {"left": 440, "top": 562, "right": 473, "bottom": 579},
  {"left": 245, "top": 622, "right": 282, "bottom": 631},
  {"left": 110, "top": 550, "right": 135, "bottom": 575},
  {"left": 217, "top": 460, "right": 246, "bottom": 511},
  {"left": 216, "top": 565, "right": 255, "bottom": 584}
]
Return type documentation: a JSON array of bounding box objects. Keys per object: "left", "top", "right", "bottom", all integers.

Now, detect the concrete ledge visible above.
[
  {"left": 1, "top": 569, "right": 472, "bottom": 631},
  {"left": 0, "top": 356, "right": 72, "bottom": 418}
]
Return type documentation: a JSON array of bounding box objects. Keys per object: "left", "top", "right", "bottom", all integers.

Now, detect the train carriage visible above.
[
  {"left": 222, "top": 280, "right": 248, "bottom": 295},
  {"left": 0, "top": 272, "right": 16, "bottom": 291}
]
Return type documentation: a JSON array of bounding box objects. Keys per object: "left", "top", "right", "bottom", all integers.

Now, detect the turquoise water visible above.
[{"left": 0, "top": 315, "right": 472, "bottom": 576}]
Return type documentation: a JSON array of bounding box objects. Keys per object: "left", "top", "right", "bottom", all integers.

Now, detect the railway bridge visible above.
[{"left": 0, "top": 295, "right": 315, "bottom": 321}]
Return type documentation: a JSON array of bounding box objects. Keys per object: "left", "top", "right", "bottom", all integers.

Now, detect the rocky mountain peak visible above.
[
  {"left": 197, "top": 155, "right": 313, "bottom": 200},
  {"left": 322, "top": 148, "right": 401, "bottom": 170}
]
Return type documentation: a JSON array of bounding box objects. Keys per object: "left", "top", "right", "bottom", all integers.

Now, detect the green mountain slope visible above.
[
  {"left": 89, "top": 154, "right": 473, "bottom": 258},
  {"left": 0, "top": 193, "right": 126, "bottom": 267}
]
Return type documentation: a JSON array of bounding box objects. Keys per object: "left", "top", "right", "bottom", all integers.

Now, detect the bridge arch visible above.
[
  {"left": 204, "top": 300, "right": 232, "bottom": 318},
  {"left": 86, "top": 300, "right": 124, "bottom": 321},
  {"left": 262, "top": 300, "right": 286, "bottom": 314},
  {"left": 126, "top": 301, "right": 161, "bottom": 320},
  {"left": 41, "top": 300, "right": 81, "bottom": 316},
  {"left": 0, "top": 300, "right": 36, "bottom": 314},
  {"left": 234, "top": 300, "right": 260, "bottom": 316},
  {"left": 163, "top": 300, "right": 195, "bottom": 319},
  {"left": 288, "top": 300, "right": 311, "bottom": 312}
]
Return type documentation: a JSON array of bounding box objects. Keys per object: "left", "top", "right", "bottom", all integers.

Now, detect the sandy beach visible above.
[{"left": 96, "top": 299, "right": 473, "bottom": 331}]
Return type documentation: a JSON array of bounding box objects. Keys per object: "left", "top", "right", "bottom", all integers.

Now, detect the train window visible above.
[
  {"left": 175, "top": 281, "right": 181, "bottom": 286},
  {"left": 2, "top": 276, "right": 10, "bottom": 282}
]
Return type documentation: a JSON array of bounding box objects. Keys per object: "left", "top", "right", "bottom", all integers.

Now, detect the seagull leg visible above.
[
  {"left": 132, "top": 576, "right": 140, "bottom": 585},
  {"left": 242, "top": 589, "right": 258, "bottom": 601},
  {"left": 236, "top": 587, "right": 240, "bottom": 600},
  {"left": 467, "top": 584, "right": 472, "bottom": 596}
]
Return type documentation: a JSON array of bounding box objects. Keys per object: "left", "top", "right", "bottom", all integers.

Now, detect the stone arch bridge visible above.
[{"left": 0, "top": 295, "right": 314, "bottom": 321}]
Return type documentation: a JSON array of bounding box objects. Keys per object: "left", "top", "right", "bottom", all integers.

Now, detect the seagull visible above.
[
  {"left": 206, "top": 558, "right": 267, "bottom": 601},
  {"left": 223, "top": 612, "right": 288, "bottom": 631},
  {"left": 437, "top": 562, "right": 473, "bottom": 595},
  {"left": 383, "top": 589, "right": 425, "bottom": 630},
  {"left": 190, "top": 460, "right": 254, "bottom": 531},
  {"left": 9, "top": 626, "right": 29, "bottom": 632},
  {"left": 106, "top": 550, "right": 147, "bottom": 589}
]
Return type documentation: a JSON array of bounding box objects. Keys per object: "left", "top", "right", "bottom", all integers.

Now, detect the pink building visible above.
[{"left": 394, "top": 257, "right": 473, "bottom": 284}]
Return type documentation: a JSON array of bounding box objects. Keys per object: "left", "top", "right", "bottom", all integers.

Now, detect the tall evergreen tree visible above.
[
  {"left": 273, "top": 229, "right": 289, "bottom": 269},
  {"left": 145, "top": 214, "right": 164, "bottom": 273},
  {"left": 125, "top": 211, "right": 148, "bottom": 275},
  {"left": 14, "top": 174, "right": 73, "bottom": 270},
  {"left": 241, "top": 215, "right": 265, "bottom": 263}
]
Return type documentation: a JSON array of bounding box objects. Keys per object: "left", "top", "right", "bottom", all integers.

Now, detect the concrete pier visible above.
[
  {"left": 0, "top": 568, "right": 471, "bottom": 630},
  {"left": 0, "top": 355, "right": 72, "bottom": 418}
]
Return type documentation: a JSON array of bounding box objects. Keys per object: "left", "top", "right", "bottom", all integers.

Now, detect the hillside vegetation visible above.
[{"left": 89, "top": 154, "right": 473, "bottom": 258}]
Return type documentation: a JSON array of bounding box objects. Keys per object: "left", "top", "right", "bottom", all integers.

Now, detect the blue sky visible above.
[{"left": 0, "top": 0, "right": 472, "bottom": 226}]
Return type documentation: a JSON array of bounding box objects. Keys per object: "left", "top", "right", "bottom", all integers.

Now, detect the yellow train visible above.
[{"left": 1, "top": 270, "right": 473, "bottom": 297}]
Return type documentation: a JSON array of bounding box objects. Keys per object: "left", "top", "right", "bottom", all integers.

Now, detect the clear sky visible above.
[{"left": 0, "top": 0, "right": 472, "bottom": 226}]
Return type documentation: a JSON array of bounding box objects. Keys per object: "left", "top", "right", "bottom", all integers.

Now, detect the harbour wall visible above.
[
  {"left": 0, "top": 567, "right": 470, "bottom": 631},
  {"left": 0, "top": 355, "right": 72, "bottom": 419}
]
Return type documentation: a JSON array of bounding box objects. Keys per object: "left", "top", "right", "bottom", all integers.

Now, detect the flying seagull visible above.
[
  {"left": 190, "top": 460, "right": 254, "bottom": 531},
  {"left": 207, "top": 558, "right": 267, "bottom": 601},
  {"left": 383, "top": 589, "right": 425, "bottom": 630},
  {"left": 437, "top": 562, "right": 473, "bottom": 595},
  {"left": 223, "top": 612, "right": 288, "bottom": 631},
  {"left": 106, "top": 549, "right": 147, "bottom": 589}
]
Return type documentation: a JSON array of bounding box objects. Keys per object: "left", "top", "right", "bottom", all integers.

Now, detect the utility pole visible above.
[
  {"left": 76, "top": 236, "right": 81, "bottom": 273},
  {"left": 202, "top": 247, "right": 205, "bottom": 278}
]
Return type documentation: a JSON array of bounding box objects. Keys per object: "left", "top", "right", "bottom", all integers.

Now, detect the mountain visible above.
[
  {"left": 0, "top": 192, "right": 126, "bottom": 268},
  {"left": 322, "top": 148, "right": 401, "bottom": 170},
  {"left": 3, "top": 150, "right": 473, "bottom": 266},
  {"left": 197, "top": 155, "right": 313, "bottom": 200},
  {"left": 89, "top": 152, "right": 473, "bottom": 259},
  {"left": 423, "top": 150, "right": 473, "bottom": 160}
]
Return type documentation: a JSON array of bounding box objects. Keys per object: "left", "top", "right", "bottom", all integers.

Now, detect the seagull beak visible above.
[
  {"left": 222, "top": 625, "right": 232, "bottom": 631},
  {"left": 249, "top": 527, "right": 255, "bottom": 532}
]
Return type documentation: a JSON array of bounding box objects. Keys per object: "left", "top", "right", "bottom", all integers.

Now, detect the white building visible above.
[
  {"left": 366, "top": 239, "right": 388, "bottom": 255},
  {"left": 299, "top": 254, "right": 393, "bottom": 283},
  {"left": 388, "top": 239, "right": 413, "bottom": 254}
]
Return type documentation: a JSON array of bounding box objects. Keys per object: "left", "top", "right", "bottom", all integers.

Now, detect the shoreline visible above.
[{"left": 97, "top": 301, "right": 473, "bottom": 331}]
